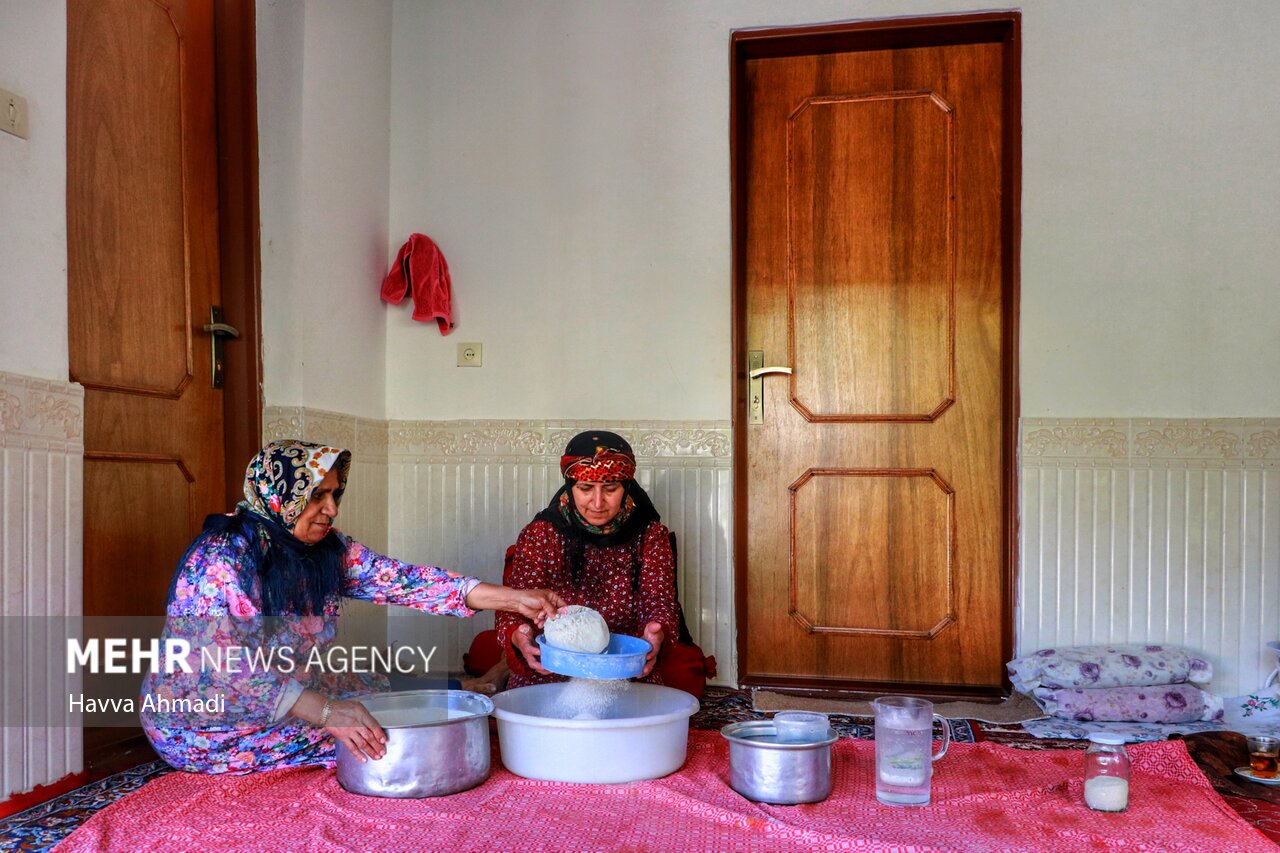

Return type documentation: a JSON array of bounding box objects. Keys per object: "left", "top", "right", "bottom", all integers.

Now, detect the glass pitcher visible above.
[{"left": 872, "top": 695, "right": 951, "bottom": 806}]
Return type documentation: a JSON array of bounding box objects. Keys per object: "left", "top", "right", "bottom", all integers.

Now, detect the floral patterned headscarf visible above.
[
  {"left": 240, "top": 440, "right": 351, "bottom": 532},
  {"left": 214, "top": 440, "right": 353, "bottom": 619}
]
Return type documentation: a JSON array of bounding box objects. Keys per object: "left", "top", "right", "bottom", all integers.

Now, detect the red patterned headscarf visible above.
[
  {"left": 560, "top": 438, "right": 637, "bottom": 483},
  {"left": 536, "top": 430, "right": 659, "bottom": 551}
]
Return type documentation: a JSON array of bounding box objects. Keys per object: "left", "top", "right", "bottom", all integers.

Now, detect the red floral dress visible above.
[{"left": 497, "top": 519, "right": 680, "bottom": 687}]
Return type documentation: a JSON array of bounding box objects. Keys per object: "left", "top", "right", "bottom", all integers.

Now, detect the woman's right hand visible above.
[
  {"left": 467, "top": 583, "right": 565, "bottom": 626},
  {"left": 512, "top": 623, "right": 551, "bottom": 675}
]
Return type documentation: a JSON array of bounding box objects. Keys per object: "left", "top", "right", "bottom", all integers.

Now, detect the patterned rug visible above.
[
  {"left": 752, "top": 688, "right": 1047, "bottom": 724},
  {"left": 691, "top": 686, "right": 977, "bottom": 743},
  {"left": 0, "top": 760, "right": 172, "bottom": 852}
]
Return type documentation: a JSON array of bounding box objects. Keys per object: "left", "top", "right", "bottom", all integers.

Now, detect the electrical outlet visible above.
[
  {"left": 456, "top": 342, "right": 483, "bottom": 367},
  {"left": 1, "top": 88, "right": 29, "bottom": 140}
]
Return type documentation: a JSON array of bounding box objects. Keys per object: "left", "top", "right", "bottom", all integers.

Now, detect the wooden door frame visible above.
[
  {"left": 213, "top": 0, "right": 263, "bottom": 505},
  {"left": 729, "top": 12, "right": 1022, "bottom": 694}
]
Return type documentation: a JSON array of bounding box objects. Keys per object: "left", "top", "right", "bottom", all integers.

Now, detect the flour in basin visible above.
[
  {"left": 544, "top": 605, "right": 611, "bottom": 653},
  {"left": 553, "top": 677, "right": 629, "bottom": 720}
]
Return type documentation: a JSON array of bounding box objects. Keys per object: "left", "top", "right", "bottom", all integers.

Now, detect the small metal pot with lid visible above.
[
  {"left": 336, "top": 689, "right": 493, "bottom": 798},
  {"left": 721, "top": 719, "right": 838, "bottom": 804}
]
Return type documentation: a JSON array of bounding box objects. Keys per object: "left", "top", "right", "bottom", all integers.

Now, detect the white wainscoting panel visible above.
[
  {"left": 0, "top": 371, "right": 84, "bottom": 797},
  {"left": 242, "top": 408, "right": 1280, "bottom": 700},
  {"left": 1021, "top": 418, "right": 1280, "bottom": 697},
  {"left": 384, "top": 421, "right": 736, "bottom": 685}
]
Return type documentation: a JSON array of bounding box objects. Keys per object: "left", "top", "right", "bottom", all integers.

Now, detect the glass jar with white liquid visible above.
[{"left": 1083, "top": 732, "right": 1130, "bottom": 812}]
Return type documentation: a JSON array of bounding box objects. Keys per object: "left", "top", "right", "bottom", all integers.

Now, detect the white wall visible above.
[
  {"left": 1021, "top": 3, "right": 1280, "bottom": 417},
  {"left": 258, "top": 0, "right": 393, "bottom": 419},
  {"left": 387, "top": 0, "right": 737, "bottom": 420},
  {"left": 0, "top": 1, "right": 75, "bottom": 798},
  {"left": 255, "top": 0, "right": 397, "bottom": 655},
  {"left": 0, "top": 0, "right": 67, "bottom": 381},
  {"left": 387, "top": 0, "right": 1280, "bottom": 422}
]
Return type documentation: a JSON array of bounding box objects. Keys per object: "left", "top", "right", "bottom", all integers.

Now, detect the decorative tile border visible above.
[
  {"left": 1022, "top": 417, "right": 1280, "bottom": 462},
  {"left": 1021, "top": 418, "right": 1128, "bottom": 459},
  {"left": 0, "top": 370, "right": 84, "bottom": 445},
  {"left": 263, "top": 412, "right": 1280, "bottom": 463},
  {"left": 262, "top": 406, "right": 388, "bottom": 458},
  {"left": 1248, "top": 429, "right": 1280, "bottom": 459},
  {"left": 384, "top": 418, "right": 732, "bottom": 462},
  {"left": 1131, "top": 418, "right": 1243, "bottom": 459}
]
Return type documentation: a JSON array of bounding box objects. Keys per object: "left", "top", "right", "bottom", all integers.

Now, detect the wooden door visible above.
[
  {"left": 732, "top": 16, "right": 1020, "bottom": 695},
  {"left": 68, "top": 0, "right": 261, "bottom": 757}
]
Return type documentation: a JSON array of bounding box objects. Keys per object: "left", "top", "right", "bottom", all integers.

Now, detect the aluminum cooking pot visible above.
[
  {"left": 721, "top": 719, "right": 838, "bottom": 804},
  {"left": 336, "top": 689, "right": 493, "bottom": 798}
]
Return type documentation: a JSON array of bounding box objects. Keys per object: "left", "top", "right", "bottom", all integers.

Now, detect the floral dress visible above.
[
  {"left": 496, "top": 519, "right": 679, "bottom": 688},
  {"left": 140, "top": 526, "right": 479, "bottom": 774}
]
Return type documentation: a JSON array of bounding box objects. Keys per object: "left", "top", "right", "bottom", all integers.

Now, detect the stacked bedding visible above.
[{"left": 1008, "top": 644, "right": 1223, "bottom": 724}]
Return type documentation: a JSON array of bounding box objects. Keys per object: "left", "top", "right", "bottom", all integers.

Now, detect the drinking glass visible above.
[
  {"left": 773, "top": 711, "right": 830, "bottom": 743},
  {"left": 1248, "top": 735, "right": 1280, "bottom": 779},
  {"left": 872, "top": 696, "right": 950, "bottom": 806}
]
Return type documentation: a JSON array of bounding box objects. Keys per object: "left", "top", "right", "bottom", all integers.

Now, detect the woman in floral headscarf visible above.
[
  {"left": 141, "top": 440, "right": 563, "bottom": 774},
  {"left": 497, "top": 430, "right": 679, "bottom": 688}
]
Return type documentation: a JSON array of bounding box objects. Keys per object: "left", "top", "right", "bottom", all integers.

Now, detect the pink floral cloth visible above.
[{"left": 59, "top": 735, "right": 1273, "bottom": 852}]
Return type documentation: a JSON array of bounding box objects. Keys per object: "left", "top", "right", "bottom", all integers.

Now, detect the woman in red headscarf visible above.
[{"left": 497, "top": 430, "right": 680, "bottom": 688}]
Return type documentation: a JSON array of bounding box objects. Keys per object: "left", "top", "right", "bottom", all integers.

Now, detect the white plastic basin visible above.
[{"left": 492, "top": 681, "right": 699, "bottom": 783}]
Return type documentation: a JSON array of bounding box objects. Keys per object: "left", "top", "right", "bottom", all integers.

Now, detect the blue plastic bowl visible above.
[{"left": 536, "top": 633, "right": 650, "bottom": 680}]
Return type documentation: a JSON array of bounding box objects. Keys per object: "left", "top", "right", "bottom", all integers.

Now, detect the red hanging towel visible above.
[{"left": 380, "top": 233, "right": 455, "bottom": 334}]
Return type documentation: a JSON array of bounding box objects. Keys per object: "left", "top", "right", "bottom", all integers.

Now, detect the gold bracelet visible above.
[{"left": 318, "top": 697, "right": 333, "bottom": 727}]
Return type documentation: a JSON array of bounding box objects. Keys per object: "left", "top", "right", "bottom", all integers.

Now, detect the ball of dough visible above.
[{"left": 544, "top": 605, "right": 611, "bottom": 654}]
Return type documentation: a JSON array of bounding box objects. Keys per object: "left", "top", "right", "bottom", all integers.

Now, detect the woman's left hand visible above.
[
  {"left": 639, "top": 621, "right": 665, "bottom": 678},
  {"left": 290, "top": 690, "right": 386, "bottom": 763},
  {"left": 324, "top": 699, "right": 388, "bottom": 763}
]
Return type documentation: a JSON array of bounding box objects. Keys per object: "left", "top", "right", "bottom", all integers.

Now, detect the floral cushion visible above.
[
  {"left": 1007, "top": 643, "right": 1212, "bottom": 692},
  {"left": 1030, "top": 684, "right": 1223, "bottom": 723}
]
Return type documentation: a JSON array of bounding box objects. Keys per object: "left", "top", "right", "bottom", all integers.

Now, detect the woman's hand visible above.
[
  {"left": 323, "top": 699, "right": 388, "bottom": 763},
  {"left": 511, "top": 623, "right": 552, "bottom": 675},
  {"left": 291, "top": 690, "right": 386, "bottom": 763},
  {"left": 639, "top": 621, "right": 665, "bottom": 678},
  {"left": 467, "top": 583, "right": 565, "bottom": 626}
]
